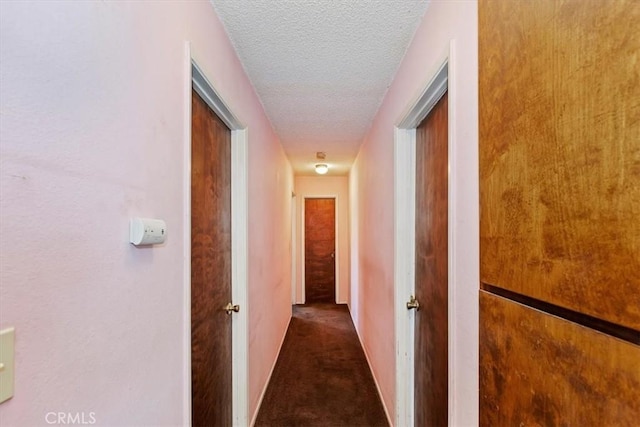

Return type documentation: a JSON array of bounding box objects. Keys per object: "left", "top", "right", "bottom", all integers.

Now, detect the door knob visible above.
[
  {"left": 330, "top": 252, "right": 335, "bottom": 259},
  {"left": 406, "top": 295, "right": 420, "bottom": 310},
  {"left": 224, "top": 303, "right": 240, "bottom": 315}
]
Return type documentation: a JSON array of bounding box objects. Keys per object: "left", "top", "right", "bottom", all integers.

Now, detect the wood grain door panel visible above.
[
  {"left": 480, "top": 291, "right": 640, "bottom": 426},
  {"left": 479, "top": 0, "right": 640, "bottom": 330},
  {"left": 479, "top": 1, "right": 640, "bottom": 424},
  {"left": 191, "top": 89, "right": 232, "bottom": 426},
  {"left": 414, "top": 92, "right": 448, "bottom": 427},
  {"left": 305, "top": 198, "right": 335, "bottom": 303}
]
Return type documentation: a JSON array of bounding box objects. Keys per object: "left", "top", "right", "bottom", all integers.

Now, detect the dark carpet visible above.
[{"left": 254, "top": 304, "right": 389, "bottom": 427}]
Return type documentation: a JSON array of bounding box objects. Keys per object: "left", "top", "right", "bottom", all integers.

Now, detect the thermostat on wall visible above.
[{"left": 130, "top": 218, "right": 167, "bottom": 246}]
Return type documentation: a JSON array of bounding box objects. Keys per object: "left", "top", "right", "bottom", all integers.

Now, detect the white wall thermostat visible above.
[{"left": 130, "top": 218, "right": 167, "bottom": 246}]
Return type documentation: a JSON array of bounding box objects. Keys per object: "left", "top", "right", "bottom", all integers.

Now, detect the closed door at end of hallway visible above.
[{"left": 305, "top": 198, "right": 336, "bottom": 303}]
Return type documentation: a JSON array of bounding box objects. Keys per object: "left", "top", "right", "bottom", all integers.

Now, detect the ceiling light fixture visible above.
[
  {"left": 315, "top": 152, "right": 328, "bottom": 175},
  {"left": 315, "top": 163, "right": 329, "bottom": 175}
]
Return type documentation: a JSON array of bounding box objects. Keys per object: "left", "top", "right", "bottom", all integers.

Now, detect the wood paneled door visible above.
[
  {"left": 479, "top": 0, "right": 640, "bottom": 425},
  {"left": 191, "top": 89, "right": 233, "bottom": 426},
  {"left": 414, "top": 92, "right": 448, "bottom": 427},
  {"left": 304, "top": 198, "right": 336, "bottom": 303}
]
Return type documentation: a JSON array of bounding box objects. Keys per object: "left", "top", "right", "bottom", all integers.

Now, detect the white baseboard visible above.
[
  {"left": 350, "top": 309, "right": 393, "bottom": 426},
  {"left": 249, "top": 314, "right": 293, "bottom": 426}
]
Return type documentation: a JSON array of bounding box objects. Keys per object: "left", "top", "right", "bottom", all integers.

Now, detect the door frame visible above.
[
  {"left": 291, "top": 192, "right": 297, "bottom": 304},
  {"left": 393, "top": 43, "right": 454, "bottom": 426},
  {"left": 183, "top": 42, "right": 249, "bottom": 426},
  {"left": 300, "top": 195, "right": 339, "bottom": 304}
]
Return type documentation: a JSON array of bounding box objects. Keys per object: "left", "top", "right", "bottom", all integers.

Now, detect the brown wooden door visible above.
[
  {"left": 305, "top": 198, "right": 336, "bottom": 303},
  {"left": 479, "top": 0, "right": 640, "bottom": 424},
  {"left": 414, "top": 92, "right": 448, "bottom": 426},
  {"left": 191, "top": 89, "right": 232, "bottom": 427}
]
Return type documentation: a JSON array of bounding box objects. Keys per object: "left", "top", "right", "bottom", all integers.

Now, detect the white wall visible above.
[
  {"left": 350, "top": 0, "right": 479, "bottom": 424},
  {"left": 293, "top": 176, "right": 350, "bottom": 304},
  {"left": 0, "top": 1, "right": 292, "bottom": 425}
]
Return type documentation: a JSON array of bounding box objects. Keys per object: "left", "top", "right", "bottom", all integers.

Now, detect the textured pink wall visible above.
[
  {"left": 350, "top": 1, "right": 479, "bottom": 424},
  {"left": 0, "top": 1, "right": 292, "bottom": 425},
  {"left": 293, "top": 176, "right": 350, "bottom": 304},
  {"left": 247, "top": 124, "right": 294, "bottom": 423}
]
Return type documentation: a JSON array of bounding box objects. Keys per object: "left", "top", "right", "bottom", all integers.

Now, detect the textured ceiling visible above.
[{"left": 210, "top": 0, "right": 430, "bottom": 175}]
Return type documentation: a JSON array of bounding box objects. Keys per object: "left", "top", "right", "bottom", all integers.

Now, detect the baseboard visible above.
[
  {"left": 249, "top": 313, "right": 293, "bottom": 426},
  {"left": 349, "top": 309, "right": 393, "bottom": 426}
]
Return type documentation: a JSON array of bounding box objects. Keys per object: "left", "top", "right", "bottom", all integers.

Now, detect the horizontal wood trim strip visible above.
[{"left": 481, "top": 283, "right": 640, "bottom": 345}]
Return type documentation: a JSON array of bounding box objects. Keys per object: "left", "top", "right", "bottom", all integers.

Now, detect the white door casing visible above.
[
  {"left": 183, "top": 42, "right": 249, "bottom": 426},
  {"left": 394, "top": 43, "right": 453, "bottom": 427}
]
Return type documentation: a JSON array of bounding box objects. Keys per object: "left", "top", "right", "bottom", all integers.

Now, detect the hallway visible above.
[
  {"left": 5, "top": 1, "right": 637, "bottom": 426},
  {"left": 254, "top": 304, "right": 388, "bottom": 426}
]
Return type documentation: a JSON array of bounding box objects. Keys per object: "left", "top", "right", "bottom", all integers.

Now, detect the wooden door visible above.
[
  {"left": 304, "top": 198, "right": 336, "bottom": 303},
  {"left": 191, "top": 89, "right": 232, "bottom": 426},
  {"left": 479, "top": 0, "right": 640, "bottom": 424},
  {"left": 414, "top": 92, "right": 448, "bottom": 426}
]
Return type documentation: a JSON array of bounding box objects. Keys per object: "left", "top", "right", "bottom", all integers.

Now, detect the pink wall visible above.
[
  {"left": 248, "top": 119, "right": 294, "bottom": 423},
  {"left": 0, "top": 1, "right": 292, "bottom": 425},
  {"left": 350, "top": 1, "right": 479, "bottom": 424},
  {"left": 293, "top": 176, "right": 350, "bottom": 304}
]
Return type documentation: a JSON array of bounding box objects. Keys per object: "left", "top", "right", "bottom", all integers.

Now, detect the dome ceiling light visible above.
[{"left": 315, "top": 152, "right": 329, "bottom": 175}]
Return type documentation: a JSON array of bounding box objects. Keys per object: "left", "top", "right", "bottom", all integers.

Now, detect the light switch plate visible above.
[{"left": 0, "top": 327, "right": 15, "bottom": 404}]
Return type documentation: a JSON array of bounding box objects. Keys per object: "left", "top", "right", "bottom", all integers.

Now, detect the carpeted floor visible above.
[{"left": 254, "top": 303, "right": 389, "bottom": 427}]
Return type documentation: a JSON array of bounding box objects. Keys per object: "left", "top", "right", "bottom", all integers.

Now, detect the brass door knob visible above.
[
  {"left": 406, "top": 295, "right": 420, "bottom": 310},
  {"left": 224, "top": 303, "right": 240, "bottom": 315}
]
